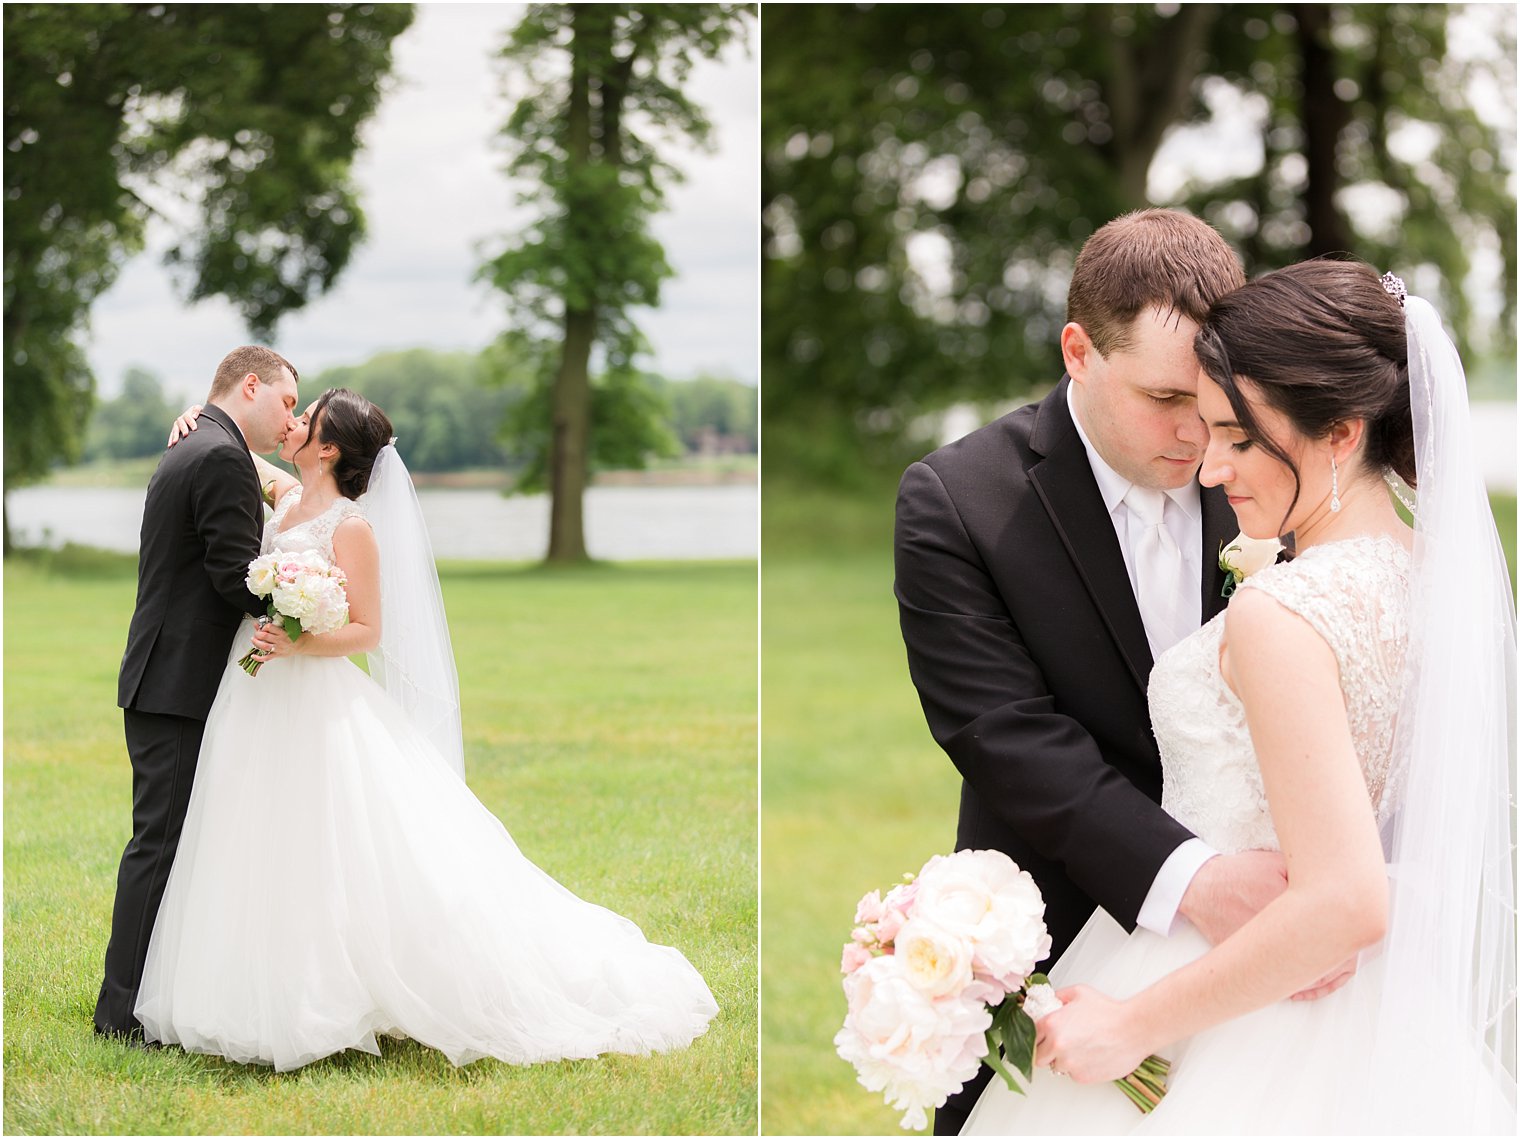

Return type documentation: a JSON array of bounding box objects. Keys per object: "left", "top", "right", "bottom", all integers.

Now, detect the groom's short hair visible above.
[
  {"left": 1067, "top": 209, "right": 1245, "bottom": 358},
  {"left": 208, "top": 346, "right": 299, "bottom": 400}
]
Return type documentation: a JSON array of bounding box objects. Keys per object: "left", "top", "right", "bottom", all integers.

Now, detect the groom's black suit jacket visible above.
[
  {"left": 895, "top": 378, "right": 1237, "bottom": 962},
  {"left": 98, "top": 402, "right": 267, "bottom": 1036},
  {"left": 118, "top": 403, "right": 266, "bottom": 721}
]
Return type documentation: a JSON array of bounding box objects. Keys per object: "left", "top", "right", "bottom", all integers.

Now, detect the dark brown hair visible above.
[
  {"left": 1193, "top": 258, "right": 1414, "bottom": 531},
  {"left": 1067, "top": 208, "right": 1246, "bottom": 356},
  {"left": 208, "top": 345, "right": 299, "bottom": 400},
  {"left": 296, "top": 388, "right": 394, "bottom": 500}
]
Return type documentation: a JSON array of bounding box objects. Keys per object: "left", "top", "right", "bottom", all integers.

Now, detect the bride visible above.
[
  {"left": 135, "top": 387, "right": 718, "bottom": 1071},
  {"left": 964, "top": 261, "right": 1515, "bottom": 1133}
]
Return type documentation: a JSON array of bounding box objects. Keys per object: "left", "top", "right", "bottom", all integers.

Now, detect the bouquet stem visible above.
[
  {"left": 237, "top": 613, "right": 303, "bottom": 676},
  {"left": 1113, "top": 1055, "right": 1169, "bottom": 1113}
]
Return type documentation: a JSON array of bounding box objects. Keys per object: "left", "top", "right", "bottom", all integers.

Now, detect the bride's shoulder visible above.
[
  {"left": 332, "top": 502, "right": 374, "bottom": 542},
  {"left": 1230, "top": 534, "right": 1411, "bottom": 654},
  {"left": 1248, "top": 534, "right": 1410, "bottom": 598}
]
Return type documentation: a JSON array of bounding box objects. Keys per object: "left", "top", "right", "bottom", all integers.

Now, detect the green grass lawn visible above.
[
  {"left": 759, "top": 483, "right": 1519, "bottom": 1136},
  {"left": 4, "top": 550, "right": 757, "bottom": 1136}
]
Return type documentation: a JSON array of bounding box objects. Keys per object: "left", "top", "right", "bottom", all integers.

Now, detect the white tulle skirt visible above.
[
  {"left": 136, "top": 619, "right": 718, "bottom": 1072},
  {"left": 963, "top": 908, "right": 1514, "bottom": 1135}
]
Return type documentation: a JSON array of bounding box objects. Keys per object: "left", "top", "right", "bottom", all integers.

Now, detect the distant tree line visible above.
[{"left": 81, "top": 347, "right": 757, "bottom": 476}]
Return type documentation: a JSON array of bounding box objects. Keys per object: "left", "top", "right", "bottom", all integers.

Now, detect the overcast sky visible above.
[{"left": 86, "top": 3, "right": 759, "bottom": 402}]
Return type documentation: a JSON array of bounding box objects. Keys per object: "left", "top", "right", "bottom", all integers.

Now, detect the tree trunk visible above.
[
  {"left": 546, "top": 308, "right": 595, "bottom": 563},
  {"left": 1295, "top": 5, "right": 1354, "bottom": 256},
  {"left": 1099, "top": 3, "right": 1218, "bottom": 207},
  {"left": 544, "top": 4, "right": 597, "bottom": 565}
]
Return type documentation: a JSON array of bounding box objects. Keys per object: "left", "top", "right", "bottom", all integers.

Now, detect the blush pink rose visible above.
[{"left": 842, "top": 943, "right": 874, "bottom": 974}]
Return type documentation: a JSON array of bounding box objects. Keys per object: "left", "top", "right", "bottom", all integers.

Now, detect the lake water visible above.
[{"left": 8, "top": 484, "right": 758, "bottom": 562}]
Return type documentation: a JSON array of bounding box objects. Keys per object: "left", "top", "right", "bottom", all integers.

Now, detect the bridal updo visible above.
[
  {"left": 1193, "top": 259, "right": 1417, "bottom": 514},
  {"left": 299, "top": 387, "right": 394, "bottom": 500}
]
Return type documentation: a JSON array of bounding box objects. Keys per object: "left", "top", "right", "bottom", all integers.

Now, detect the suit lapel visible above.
[
  {"left": 1026, "top": 381, "right": 1154, "bottom": 693},
  {"left": 197, "top": 404, "right": 249, "bottom": 452},
  {"left": 1199, "top": 485, "right": 1236, "bottom": 622}
]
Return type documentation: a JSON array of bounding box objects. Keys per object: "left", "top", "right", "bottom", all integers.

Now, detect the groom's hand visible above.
[
  {"left": 1180, "top": 851, "right": 1361, "bottom": 1001},
  {"left": 1178, "top": 849, "right": 1287, "bottom": 945}
]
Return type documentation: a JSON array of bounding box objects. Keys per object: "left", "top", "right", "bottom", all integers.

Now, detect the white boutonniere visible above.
[{"left": 1219, "top": 533, "right": 1282, "bottom": 598}]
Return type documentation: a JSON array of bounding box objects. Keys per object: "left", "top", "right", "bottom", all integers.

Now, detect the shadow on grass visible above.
[{"left": 102, "top": 1031, "right": 589, "bottom": 1090}]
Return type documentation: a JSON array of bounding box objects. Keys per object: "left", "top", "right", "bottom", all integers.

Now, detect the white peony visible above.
[
  {"left": 301, "top": 576, "right": 350, "bottom": 634},
  {"left": 264, "top": 550, "right": 348, "bottom": 632},
  {"left": 271, "top": 573, "right": 319, "bottom": 622},
  {"left": 912, "top": 850, "right": 1052, "bottom": 992},
  {"left": 834, "top": 954, "right": 996, "bottom": 1130},
  {"left": 895, "top": 918, "right": 974, "bottom": 999},
  {"left": 245, "top": 554, "right": 281, "bottom": 598},
  {"left": 1021, "top": 982, "right": 1063, "bottom": 1022}
]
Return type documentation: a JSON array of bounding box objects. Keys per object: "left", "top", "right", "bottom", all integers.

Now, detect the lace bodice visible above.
[
  {"left": 1149, "top": 535, "right": 1412, "bottom": 853},
  {"left": 261, "top": 486, "right": 367, "bottom": 561}
]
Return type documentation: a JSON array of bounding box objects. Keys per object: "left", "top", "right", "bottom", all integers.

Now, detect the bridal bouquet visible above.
[
  {"left": 834, "top": 849, "right": 1169, "bottom": 1129},
  {"left": 239, "top": 550, "right": 348, "bottom": 675}
]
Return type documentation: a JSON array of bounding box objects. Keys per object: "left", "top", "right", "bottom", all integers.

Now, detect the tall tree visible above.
[
  {"left": 3, "top": 2, "right": 413, "bottom": 549},
  {"left": 481, "top": 3, "right": 752, "bottom": 564},
  {"left": 761, "top": 3, "right": 1515, "bottom": 485}
]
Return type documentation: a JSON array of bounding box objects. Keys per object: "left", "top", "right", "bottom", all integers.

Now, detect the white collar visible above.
[{"left": 1065, "top": 380, "right": 1201, "bottom": 522}]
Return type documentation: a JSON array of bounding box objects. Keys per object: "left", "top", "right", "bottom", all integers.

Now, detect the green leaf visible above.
[
  {"left": 1000, "top": 1003, "right": 1038, "bottom": 1082},
  {"left": 980, "top": 1028, "right": 1024, "bottom": 1095}
]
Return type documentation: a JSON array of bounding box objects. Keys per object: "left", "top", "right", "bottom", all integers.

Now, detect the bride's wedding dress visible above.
[
  {"left": 135, "top": 487, "right": 718, "bottom": 1071},
  {"left": 964, "top": 535, "right": 1513, "bottom": 1134}
]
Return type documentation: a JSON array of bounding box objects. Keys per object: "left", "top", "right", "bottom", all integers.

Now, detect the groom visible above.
[
  {"left": 895, "top": 209, "right": 1296, "bottom": 1133},
  {"left": 95, "top": 345, "right": 298, "bottom": 1039}
]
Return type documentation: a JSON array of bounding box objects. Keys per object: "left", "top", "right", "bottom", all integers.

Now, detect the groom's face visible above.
[
  {"left": 1064, "top": 305, "right": 1209, "bottom": 491},
  {"left": 247, "top": 366, "right": 299, "bottom": 454}
]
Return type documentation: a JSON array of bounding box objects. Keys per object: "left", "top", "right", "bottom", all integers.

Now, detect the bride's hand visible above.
[
  {"left": 1290, "top": 954, "right": 1358, "bottom": 1001},
  {"left": 1035, "top": 985, "right": 1151, "bottom": 1084},
  {"left": 167, "top": 404, "right": 203, "bottom": 447},
  {"left": 249, "top": 619, "right": 301, "bottom": 664}
]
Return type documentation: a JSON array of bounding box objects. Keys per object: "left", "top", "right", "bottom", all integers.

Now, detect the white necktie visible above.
[{"left": 1125, "top": 485, "right": 1187, "bottom": 658}]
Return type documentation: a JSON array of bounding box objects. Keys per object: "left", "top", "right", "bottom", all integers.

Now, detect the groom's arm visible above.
[
  {"left": 894, "top": 459, "right": 1198, "bottom": 932},
  {"left": 190, "top": 445, "right": 265, "bottom": 618}
]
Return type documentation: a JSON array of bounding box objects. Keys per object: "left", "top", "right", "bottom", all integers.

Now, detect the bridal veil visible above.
[
  {"left": 1363, "top": 293, "right": 1517, "bottom": 1129},
  {"left": 361, "top": 442, "right": 466, "bottom": 779}
]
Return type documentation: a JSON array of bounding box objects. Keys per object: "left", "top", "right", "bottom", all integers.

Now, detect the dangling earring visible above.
[
  {"left": 318, "top": 457, "right": 324, "bottom": 479},
  {"left": 1330, "top": 456, "right": 1342, "bottom": 513}
]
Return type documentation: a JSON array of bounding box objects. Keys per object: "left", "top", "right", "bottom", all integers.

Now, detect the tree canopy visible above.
[
  {"left": 4, "top": 2, "right": 414, "bottom": 504},
  {"left": 762, "top": 3, "right": 1516, "bottom": 484},
  {"left": 480, "top": 2, "right": 753, "bottom": 561}
]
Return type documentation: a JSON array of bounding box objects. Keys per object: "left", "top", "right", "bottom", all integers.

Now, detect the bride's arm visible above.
[
  {"left": 168, "top": 404, "right": 300, "bottom": 507},
  {"left": 1036, "top": 587, "right": 1388, "bottom": 1082},
  {"left": 248, "top": 517, "right": 381, "bottom": 662},
  {"left": 250, "top": 452, "right": 300, "bottom": 508}
]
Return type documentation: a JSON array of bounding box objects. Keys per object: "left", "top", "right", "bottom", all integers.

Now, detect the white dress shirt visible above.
[{"left": 1066, "top": 382, "right": 1217, "bottom": 935}]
